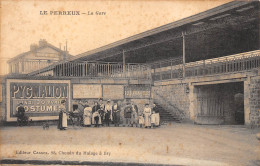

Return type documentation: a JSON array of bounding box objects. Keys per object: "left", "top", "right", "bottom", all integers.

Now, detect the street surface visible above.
[{"left": 1, "top": 123, "right": 259, "bottom": 166}]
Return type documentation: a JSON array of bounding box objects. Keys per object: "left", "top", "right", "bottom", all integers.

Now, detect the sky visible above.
[{"left": 0, "top": 0, "right": 232, "bottom": 75}]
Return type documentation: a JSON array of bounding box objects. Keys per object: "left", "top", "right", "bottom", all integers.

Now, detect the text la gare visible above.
[{"left": 88, "top": 11, "right": 106, "bottom": 15}]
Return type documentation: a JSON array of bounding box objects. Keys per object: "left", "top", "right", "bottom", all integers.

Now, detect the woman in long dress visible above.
[
  {"left": 104, "top": 100, "right": 112, "bottom": 126},
  {"left": 58, "top": 100, "right": 68, "bottom": 130},
  {"left": 143, "top": 103, "right": 152, "bottom": 128},
  {"left": 83, "top": 103, "right": 92, "bottom": 127}
]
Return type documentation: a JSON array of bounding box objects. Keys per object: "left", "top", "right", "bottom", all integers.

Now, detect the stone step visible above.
[{"left": 154, "top": 102, "right": 182, "bottom": 123}]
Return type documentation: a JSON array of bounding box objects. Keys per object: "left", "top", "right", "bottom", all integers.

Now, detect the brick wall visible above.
[{"left": 152, "top": 83, "right": 190, "bottom": 119}]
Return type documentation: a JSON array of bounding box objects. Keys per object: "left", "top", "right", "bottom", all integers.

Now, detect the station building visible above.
[
  {"left": 1, "top": 1, "right": 259, "bottom": 126},
  {"left": 7, "top": 39, "right": 73, "bottom": 75}
]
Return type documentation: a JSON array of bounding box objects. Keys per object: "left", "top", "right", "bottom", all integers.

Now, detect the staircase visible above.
[
  {"left": 153, "top": 91, "right": 185, "bottom": 124},
  {"left": 153, "top": 102, "right": 181, "bottom": 123}
]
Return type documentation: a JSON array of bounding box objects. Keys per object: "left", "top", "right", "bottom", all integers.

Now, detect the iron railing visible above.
[
  {"left": 51, "top": 62, "right": 151, "bottom": 79},
  {"left": 153, "top": 50, "right": 260, "bottom": 81},
  {"left": 10, "top": 59, "right": 59, "bottom": 75}
]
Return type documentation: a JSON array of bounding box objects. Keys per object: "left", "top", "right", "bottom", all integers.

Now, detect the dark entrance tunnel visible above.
[{"left": 194, "top": 81, "right": 244, "bottom": 125}]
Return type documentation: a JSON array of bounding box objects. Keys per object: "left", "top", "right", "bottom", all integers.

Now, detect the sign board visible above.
[
  {"left": 103, "top": 85, "right": 124, "bottom": 100},
  {"left": 73, "top": 84, "right": 102, "bottom": 99},
  {"left": 125, "top": 85, "right": 151, "bottom": 99},
  {"left": 6, "top": 79, "right": 70, "bottom": 122}
]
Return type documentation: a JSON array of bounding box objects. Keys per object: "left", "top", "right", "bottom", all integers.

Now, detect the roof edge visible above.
[{"left": 70, "top": 1, "right": 251, "bottom": 62}]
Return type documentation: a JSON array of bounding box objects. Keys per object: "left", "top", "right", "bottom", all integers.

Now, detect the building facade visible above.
[
  {"left": 7, "top": 39, "right": 72, "bottom": 75},
  {"left": 1, "top": 1, "right": 259, "bottom": 126}
]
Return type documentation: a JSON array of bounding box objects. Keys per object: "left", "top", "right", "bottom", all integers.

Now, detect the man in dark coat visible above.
[
  {"left": 130, "top": 102, "right": 139, "bottom": 127},
  {"left": 17, "top": 103, "right": 27, "bottom": 126},
  {"left": 98, "top": 98, "right": 105, "bottom": 126},
  {"left": 153, "top": 103, "right": 160, "bottom": 127},
  {"left": 124, "top": 103, "right": 132, "bottom": 127},
  {"left": 77, "top": 100, "right": 85, "bottom": 126},
  {"left": 17, "top": 103, "right": 25, "bottom": 118},
  {"left": 92, "top": 101, "right": 101, "bottom": 127}
]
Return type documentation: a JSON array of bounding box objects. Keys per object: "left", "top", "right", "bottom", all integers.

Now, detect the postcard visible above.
[{"left": 0, "top": 0, "right": 259, "bottom": 165}]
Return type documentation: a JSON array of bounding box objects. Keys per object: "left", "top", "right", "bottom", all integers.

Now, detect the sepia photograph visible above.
[{"left": 0, "top": 0, "right": 259, "bottom": 165}]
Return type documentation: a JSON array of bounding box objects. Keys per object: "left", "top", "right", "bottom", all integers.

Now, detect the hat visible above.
[{"left": 145, "top": 103, "right": 149, "bottom": 106}]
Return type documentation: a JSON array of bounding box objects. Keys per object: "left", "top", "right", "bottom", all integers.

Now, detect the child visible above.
[
  {"left": 138, "top": 113, "right": 144, "bottom": 128},
  {"left": 151, "top": 111, "right": 156, "bottom": 129}
]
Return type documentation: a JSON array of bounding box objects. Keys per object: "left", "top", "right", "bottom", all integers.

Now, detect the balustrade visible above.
[
  {"left": 153, "top": 50, "right": 260, "bottom": 81},
  {"left": 51, "top": 62, "right": 151, "bottom": 79}
]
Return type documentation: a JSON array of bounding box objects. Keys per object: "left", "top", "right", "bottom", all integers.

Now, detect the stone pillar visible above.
[
  {"left": 188, "top": 84, "right": 197, "bottom": 122},
  {"left": 247, "top": 75, "right": 260, "bottom": 127},
  {"left": 244, "top": 79, "right": 250, "bottom": 125}
]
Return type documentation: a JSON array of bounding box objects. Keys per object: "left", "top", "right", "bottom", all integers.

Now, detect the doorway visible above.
[{"left": 195, "top": 82, "right": 244, "bottom": 125}]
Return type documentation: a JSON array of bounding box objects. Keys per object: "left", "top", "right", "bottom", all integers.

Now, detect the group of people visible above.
[{"left": 57, "top": 98, "right": 160, "bottom": 130}]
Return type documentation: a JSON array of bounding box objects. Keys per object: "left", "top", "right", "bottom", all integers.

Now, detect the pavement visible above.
[{"left": 0, "top": 123, "right": 259, "bottom": 166}]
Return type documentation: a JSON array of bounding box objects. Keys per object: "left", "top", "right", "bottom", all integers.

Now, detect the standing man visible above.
[
  {"left": 153, "top": 103, "right": 160, "bottom": 127},
  {"left": 130, "top": 102, "right": 138, "bottom": 127},
  {"left": 58, "top": 100, "right": 68, "bottom": 130},
  {"left": 124, "top": 102, "right": 132, "bottom": 127},
  {"left": 112, "top": 101, "right": 121, "bottom": 127},
  {"left": 17, "top": 103, "right": 27, "bottom": 126},
  {"left": 78, "top": 100, "right": 85, "bottom": 126},
  {"left": 98, "top": 98, "right": 105, "bottom": 126},
  {"left": 92, "top": 101, "right": 101, "bottom": 127}
]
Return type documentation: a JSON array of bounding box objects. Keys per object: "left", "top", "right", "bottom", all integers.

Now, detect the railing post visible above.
[
  {"left": 182, "top": 31, "right": 186, "bottom": 79},
  {"left": 203, "top": 60, "right": 205, "bottom": 76},
  {"left": 170, "top": 60, "right": 173, "bottom": 79},
  {"left": 68, "top": 63, "right": 70, "bottom": 76},
  {"left": 128, "top": 63, "right": 130, "bottom": 78},
  {"left": 62, "top": 63, "right": 65, "bottom": 76},
  {"left": 38, "top": 60, "right": 40, "bottom": 72},
  {"left": 140, "top": 64, "right": 143, "bottom": 79},
  {"left": 86, "top": 62, "right": 88, "bottom": 76},
  {"left": 82, "top": 62, "right": 85, "bottom": 76},
  {"left": 159, "top": 62, "right": 162, "bottom": 80},
  {"left": 123, "top": 50, "right": 126, "bottom": 74},
  {"left": 108, "top": 62, "right": 110, "bottom": 76},
  {"left": 225, "top": 58, "right": 228, "bottom": 73}
]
